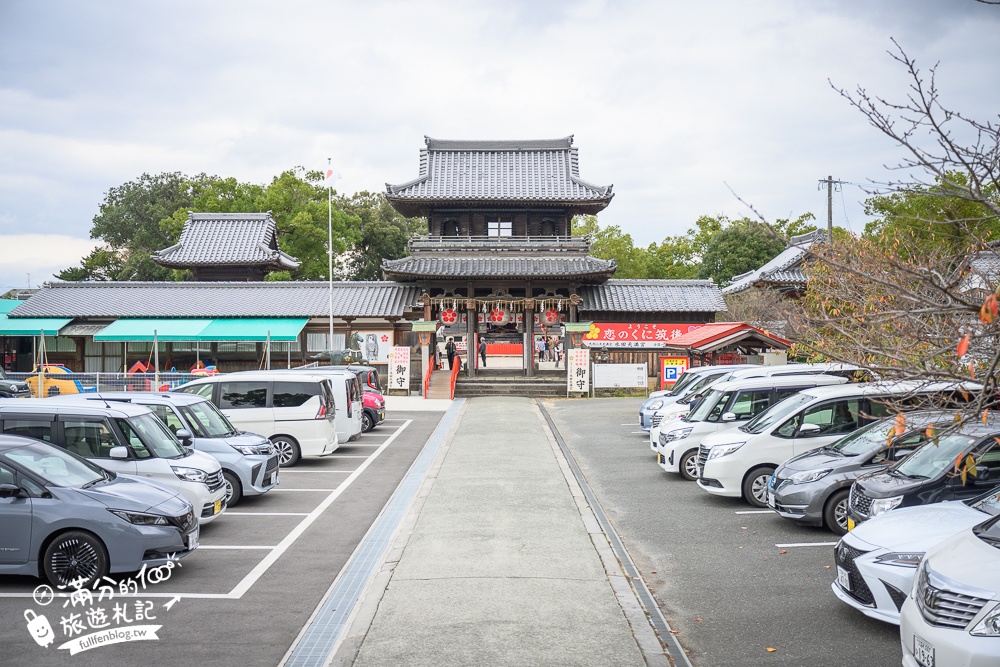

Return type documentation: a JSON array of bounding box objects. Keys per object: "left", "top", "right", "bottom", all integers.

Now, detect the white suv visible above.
[
  {"left": 657, "top": 374, "right": 848, "bottom": 480},
  {"left": 696, "top": 381, "right": 978, "bottom": 507}
]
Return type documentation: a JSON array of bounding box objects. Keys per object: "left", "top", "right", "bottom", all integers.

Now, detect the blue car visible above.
[{"left": 0, "top": 435, "right": 198, "bottom": 587}]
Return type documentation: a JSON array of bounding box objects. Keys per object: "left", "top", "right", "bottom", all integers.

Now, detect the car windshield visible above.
[
  {"left": 892, "top": 434, "right": 979, "bottom": 479},
  {"left": 971, "top": 487, "right": 1000, "bottom": 517},
  {"left": 973, "top": 514, "right": 1000, "bottom": 549},
  {"left": 677, "top": 372, "right": 729, "bottom": 403},
  {"left": 179, "top": 401, "right": 237, "bottom": 438},
  {"left": 829, "top": 419, "right": 898, "bottom": 456},
  {"left": 0, "top": 367, "right": 8, "bottom": 380},
  {"left": 742, "top": 393, "right": 813, "bottom": 435},
  {"left": 4, "top": 441, "right": 106, "bottom": 487},
  {"left": 687, "top": 388, "right": 730, "bottom": 422},
  {"left": 115, "top": 414, "right": 186, "bottom": 459},
  {"left": 667, "top": 371, "right": 703, "bottom": 396}
]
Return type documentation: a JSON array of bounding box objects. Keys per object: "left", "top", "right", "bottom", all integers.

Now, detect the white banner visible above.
[
  {"left": 593, "top": 363, "right": 647, "bottom": 389},
  {"left": 387, "top": 346, "right": 410, "bottom": 392},
  {"left": 567, "top": 348, "right": 590, "bottom": 393},
  {"left": 58, "top": 625, "right": 161, "bottom": 655},
  {"left": 355, "top": 330, "right": 393, "bottom": 363}
]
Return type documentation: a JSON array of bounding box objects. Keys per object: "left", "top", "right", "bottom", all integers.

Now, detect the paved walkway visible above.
[{"left": 332, "top": 397, "right": 666, "bottom": 667}]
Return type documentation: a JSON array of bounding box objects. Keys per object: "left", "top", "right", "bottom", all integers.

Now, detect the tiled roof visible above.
[
  {"left": 385, "top": 135, "right": 613, "bottom": 216},
  {"left": 382, "top": 255, "right": 616, "bottom": 281},
  {"left": 662, "top": 322, "right": 790, "bottom": 349},
  {"left": 153, "top": 212, "right": 300, "bottom": 270},
  {"left": 721, "top": 230, "right": 826, "bottom": 295},
  {"left": 9, "top": 282, "right": 420, "bottom": 319},
  {"left": 578, "top": 280, "right": 725, "bottom": 313}
]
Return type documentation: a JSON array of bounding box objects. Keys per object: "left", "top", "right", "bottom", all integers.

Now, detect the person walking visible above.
[
  {"left": 446, "top": 337, "right": 457, "bottom": 370},
  {"left": 536, "top": 337, "right": 545, "bottom": 364},
  {"left": 478, "top": 337, "right": 487, "bottom": 368}
]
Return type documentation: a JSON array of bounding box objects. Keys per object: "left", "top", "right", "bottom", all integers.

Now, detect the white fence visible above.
[{"left": 8, "top": 372, "right": 203, "bottom": 397}]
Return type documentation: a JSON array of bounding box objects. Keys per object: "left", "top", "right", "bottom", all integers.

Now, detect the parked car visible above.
[
  {"left": 639, "top": 365, "right": 757, "bottom": 431},
  {"left": 0, "top": 435, "right": 199, "bottom": 587},
  {"left": 321, "top": 364, "right": 383, "bottom": 392},
  {"left": 657, "top": 374, "right": 849, "bottom": 480},
  {"left": 697, "top": 381, "right": 978, "bottom": 507},
  {"left": 0, "top": 398, "right": 228, "bottom": 524},
  {"left": 0, "top": 366, "right": 30, "bottom": 398},
  {"left": 649, "top": 363, "right": 866, "bottom": 443},
  {"left": 847, "top": 414, "right": 1000, "bottom": 529},
  {"left": 832, "top": 484, "right": 1000, "bottom": 625},
  {"left": 172, "top": 371, "right": 338, "bottom": 467},
  {"left": 52, "top": 392, "right": 280, "bottom": 506},
  {"left": 290, "top": 366, "right": 379, "bottom": 433},
  {"left": 770, "top": 410, "right": 956, "bottom": 534},
  {"left": 899, "top": 515, "right": 1000, "bottom": 667}
]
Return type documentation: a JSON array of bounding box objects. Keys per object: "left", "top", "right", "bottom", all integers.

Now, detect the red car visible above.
[{"left": 323, "top": 365, "right": 385, "bottom": 432}]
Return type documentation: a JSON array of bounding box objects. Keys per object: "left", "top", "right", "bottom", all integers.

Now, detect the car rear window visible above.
[
  {"left": 273, "top": 381, "right": 320, "bottom": 408},
  {"left": 2, "top": 419, "right": 53, "bottom": 443}
]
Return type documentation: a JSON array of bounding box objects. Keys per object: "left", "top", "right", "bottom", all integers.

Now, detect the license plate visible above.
[
  {"left": 837, "top": 566, "right": 851, "bottom": 591},
  {"left": 913, "top": 635, "right": 934, "bottom": 667},
  {"left": 847, "top": 517, "right": 855, "bottom": 531},
  {"left": 214, "top": 499, "right": 222, "bottom": 515},
  {"left": 268, "top": 471, "right": 277, "bottom": 486},
  {"left": 767, "top": 492, "right": 776, "bottom": 509},
  {"left": 186, "top": 528, "right": 199, "bottom": 550}
]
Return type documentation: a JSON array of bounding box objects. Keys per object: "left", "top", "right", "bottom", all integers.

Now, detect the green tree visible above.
[
  {"left": 338, "top": 192, "right": 426, "bottom": 280},
  {"left": 697, "top": 219, "right": 788, "bottom": 287}
]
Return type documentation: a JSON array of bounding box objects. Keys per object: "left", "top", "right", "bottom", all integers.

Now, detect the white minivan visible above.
[
  {"left": 281, "top": 368, "right": 363, "bottom": 444},
  {"left": 173, "top": 371, "right": 338, "bottom": 467},
  {"left": 648, "top": 363, "right": 864, "bottom": 451},
  {"left": 0, "top": 399, "right": 227, "bottom": 524},
  {"left": 657, "top": 374, "right": 849, "bottom": 480},
  {"left": 696, "top": 381, "right": 978, "bottom": 507}
]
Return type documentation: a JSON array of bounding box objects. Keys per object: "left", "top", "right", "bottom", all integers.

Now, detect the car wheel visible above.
[
  {"left": 742, "top": 466, "right": 775, "bottom": 508},
  {"left": 362, "top": 411, "right": 374, "bottom": 433},
  {"left": 42, "top": 530, "right": 108, "bottom": 588},
  {"left": 679, "top": 449, "right": 700, "bottom": 481},
  {"left": 223, "top": 470, "right": 243, "bottom": 507},
  {"left": 270, "top": 435, "right": 301, "bottom": 467},
  {"left": 824, "top": 489, "right": 851, "bottom": 536}
]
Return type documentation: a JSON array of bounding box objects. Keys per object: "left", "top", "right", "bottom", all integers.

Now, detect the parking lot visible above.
[
  {"left": 543, "top": 398, "right": 903, "bottom": 667},
  {"left": 0, "top": 410, "right": 445, "bottom": 667}
]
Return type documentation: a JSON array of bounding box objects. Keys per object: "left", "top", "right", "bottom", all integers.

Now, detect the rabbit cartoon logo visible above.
[{"left": 24, "top": 609, "right": 55, "bottom": 647}]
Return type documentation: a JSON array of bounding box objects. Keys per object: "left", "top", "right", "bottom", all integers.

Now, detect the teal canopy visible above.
[{"left": 94, "top": 318, "right": 307, "bottom": 342}]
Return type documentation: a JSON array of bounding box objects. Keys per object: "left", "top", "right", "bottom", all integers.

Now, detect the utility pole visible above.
[{"left": 817, "top": 176, "right": 845, "bottom": 241}]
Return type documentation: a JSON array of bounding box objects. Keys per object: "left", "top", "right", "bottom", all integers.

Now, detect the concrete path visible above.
[{"left": 335, "top": 397, "right": 665, "bottom": 667}]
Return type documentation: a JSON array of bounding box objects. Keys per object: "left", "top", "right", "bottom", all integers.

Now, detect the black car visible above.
[
  {"left": 0, "top": 367, "right": 30, "bottom": 399},
  {"left": 847, "top": 415, "right": 1000, "bottom": 529}
]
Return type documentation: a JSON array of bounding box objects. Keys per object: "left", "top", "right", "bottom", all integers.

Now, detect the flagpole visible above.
[{"left": 327, "top": 157, "right": 334, "bottom": 351}]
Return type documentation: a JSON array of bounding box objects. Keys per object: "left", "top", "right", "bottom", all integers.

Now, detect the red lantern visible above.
[
  {"left": 439, "top": 308, "right": 458, "bottom": 325},
  {"left": 488, "top": 308, "right": 510, "bottom": 325},
  {"left": 541, "top": 309, "right": 560, "bottom": 326}
]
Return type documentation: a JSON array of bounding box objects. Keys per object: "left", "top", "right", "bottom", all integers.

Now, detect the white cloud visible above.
[{"left": 0, "top": 234, "right": 100, "bottom": 291}]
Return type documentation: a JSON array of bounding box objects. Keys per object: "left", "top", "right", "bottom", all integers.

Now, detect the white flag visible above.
[{"left": 323, "top": 165, "right": 340, "bottom": 189}]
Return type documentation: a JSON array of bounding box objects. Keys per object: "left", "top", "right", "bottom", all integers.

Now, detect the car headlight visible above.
[
  {"left": 109, "top": 509, "right": 170, "bottom": 525},
  {"left": 707, "top": 442, "right": 746, "bottom": 460},
  {"left": 662, "top": 427, "right": 693, "bottom": 444},
  {"left": 788, "top": 468, "right": 832, "bottom": 484},
  {"left": 646, "top": 400, "right": 664, "bottom": 411},
  {"left": 869, "top": 495, "right": 903, "bottom": 517},
  {"left": 873, "top": 552, "right": 924, "bottom": 568},
  {"left": 971, "top": 602, "right": 1000, "bottom": 636},
  {"left": 232, "top": 445, "right": 261, "bottom": 455},
  {"left": 172, "top": 466, "right": 209, "bottom": 483}
]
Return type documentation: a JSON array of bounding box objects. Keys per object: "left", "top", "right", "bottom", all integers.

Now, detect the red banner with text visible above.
[{"left": 582, "top": 323, "right": 703, "bottom": 348}]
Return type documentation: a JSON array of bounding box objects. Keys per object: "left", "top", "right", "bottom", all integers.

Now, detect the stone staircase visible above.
[
  {"left": 454, "top": 370, "right": 567, "bottom": 398},
  {"left": 425, "top": 369, "right": 454, "bottom": 399}
]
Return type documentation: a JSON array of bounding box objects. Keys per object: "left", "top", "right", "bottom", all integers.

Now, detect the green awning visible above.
[
  {"left": 0, "top": 313, "right": 72, "bottom": 336},
  {"left": 0, "top": 300, "right": 21, "bottom": 314},
  {"left": 94, "top": 319, "right": 214, "bottom": 342},
  {"left": 94, "top": 318, "right": 307, "bottom": 342},
  {"left": 197, "top": 318, "right": 307, "bottom": 342}
]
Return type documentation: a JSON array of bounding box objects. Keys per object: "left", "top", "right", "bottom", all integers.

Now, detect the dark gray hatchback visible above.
[{"left": 770, "top": 411, "right": 956, "bottom": 535}]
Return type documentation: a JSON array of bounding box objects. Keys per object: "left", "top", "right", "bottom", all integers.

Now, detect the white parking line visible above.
[
  {"left": 621, "top": 423, "right": 639, "bottom": 426},
  {"left": 273, "top": 470, "right": 352, "bottom": 474},
  {"left": 735, "top": 510, "right": 775, "bottom": 514},
  {"left": 340, "top": 444, "right": 381, "bottom": 447},
  {"left": 775, "top": 542, "right": 838, "bottom": 548},
  {"left": 226, "top": 510, "right": 309, "bottom": 516},
  {"left": 269, "top": 488, "right": 339, "bottom": 492},
  {"left": 630, "top": 431, "right": 646, "bottom": 434},
  {"left": 198, "top": 545, "right": 276, "bottom": 550},
  {"left": 323, "top": 455, "right": 370, "bottom": 458}
]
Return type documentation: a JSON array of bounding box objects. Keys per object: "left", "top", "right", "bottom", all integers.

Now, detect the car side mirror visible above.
[
  {"left": 175, "top": 428, "right": 192, "bottom": 444},
  {"left": 798, "top": 423, "right": 822, "bottom": 435},
  {"left": 976, "top": 466, "right": 991, "bottom": 483},
  {"left": 721, "top": 412, "right": 737, "bottom": 422},
  {"left": 0, "top": 483, "right": 23, "bottom": 498},
  {"left": 108, "top": 446, "right": 129, "bottom": 460},
  {"left": 891, "top": 448, "right": 913, "bottom": 461}
]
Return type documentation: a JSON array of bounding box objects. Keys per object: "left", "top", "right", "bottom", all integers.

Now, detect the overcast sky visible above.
[{"left": 1, "top": 0, "right": 998, "bottom": 292}]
